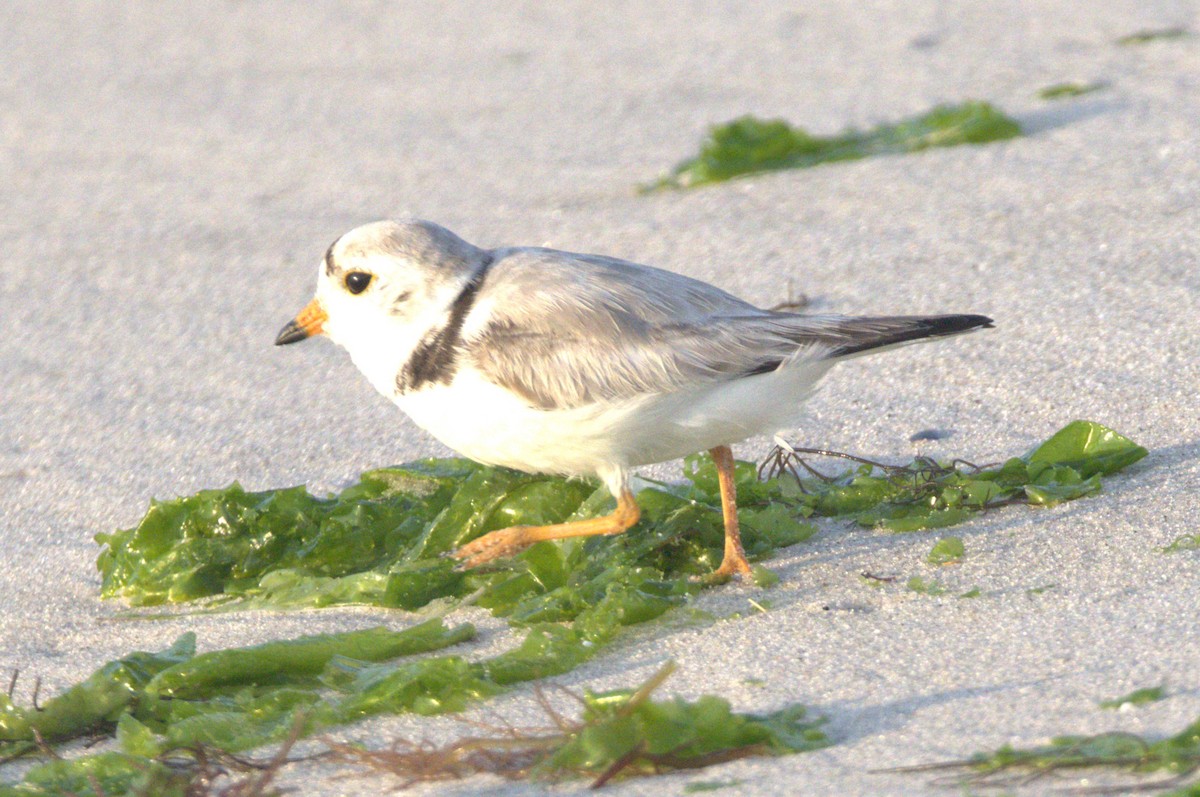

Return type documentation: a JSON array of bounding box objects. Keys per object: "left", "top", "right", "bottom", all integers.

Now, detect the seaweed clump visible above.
[{"left": 642, "top": 101, "right": 1021, "bottom": 191}]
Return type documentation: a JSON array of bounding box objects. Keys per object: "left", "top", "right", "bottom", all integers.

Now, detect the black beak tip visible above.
[{"left": 275, "top": 320, "right": 309, "bottom": 346}]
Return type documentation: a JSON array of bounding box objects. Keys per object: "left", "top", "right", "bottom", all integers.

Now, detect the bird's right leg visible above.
[
  {"left": 448, "top": 487, "right": 641, "bottom": 570},
  {"left": 709, "top": 444, "right": 753, "bottom": 579}
]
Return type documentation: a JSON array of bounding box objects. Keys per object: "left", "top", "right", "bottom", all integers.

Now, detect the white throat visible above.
[{"left": 325, "top": 280, "right": 472, "bottom": 402}]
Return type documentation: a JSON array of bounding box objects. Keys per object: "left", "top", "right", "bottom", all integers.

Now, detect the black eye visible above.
[{"left": 344, "top": 271, "right": 373, "bottom": 294}]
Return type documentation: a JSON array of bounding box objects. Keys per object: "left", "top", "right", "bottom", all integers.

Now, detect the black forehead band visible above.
[{"left": 324, "top": 234, "right": 343, "bottom": 276}]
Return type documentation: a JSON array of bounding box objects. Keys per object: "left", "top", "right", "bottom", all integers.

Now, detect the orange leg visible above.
[
  {"left": 449, "top": 487, "right": 641, "bottom": 569},
  {"left": 709, "top": 445, "right": 753, "bottom": 579}
]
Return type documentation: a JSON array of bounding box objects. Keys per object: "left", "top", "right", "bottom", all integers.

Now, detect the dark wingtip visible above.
[
  {"left": 908, "top": 313, "right": 995, "bottom": 342},
  {"left": 940, "top": 314, "right": 994, "bottom": 333},
  {"left": 829, "top": 313, "right": 995, "bottom": 358},
  {"left": 275, "top": 319, "right": 309, "bottom": 346}
]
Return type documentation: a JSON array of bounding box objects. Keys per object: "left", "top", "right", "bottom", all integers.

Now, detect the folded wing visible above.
[{"left": 465, "top": 248, "right": 991, "bottom": 410}]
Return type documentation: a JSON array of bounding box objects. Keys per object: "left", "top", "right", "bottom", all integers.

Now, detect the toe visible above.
[
  {"left": 447, "top": 526, "right": 531, "bottom": 569},
  {"left": 712, "top": 557, "right": 754, "bottom": 581}
]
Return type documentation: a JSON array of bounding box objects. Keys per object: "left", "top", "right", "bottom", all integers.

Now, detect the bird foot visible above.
[
  {"left": 446, "top": 527, "right": 532, "bottom": 571},
  {"left": 692, "top": 554, "right": 754, "bottom": 585},
  {"left": 713, "top": 555, "right": 754, "bottom": 579}
]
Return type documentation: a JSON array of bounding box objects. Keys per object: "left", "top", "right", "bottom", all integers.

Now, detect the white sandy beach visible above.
[{"left": 2, "top": 2, "right": 1199, "bottom": 794}]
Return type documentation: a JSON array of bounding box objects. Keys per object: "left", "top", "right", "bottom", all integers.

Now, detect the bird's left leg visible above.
[
  {"left": 709, "top": 444, "right": 753, "bottom": 579},
  {"left": 448, "top": 487, "right": 641, "bottom": 570}
]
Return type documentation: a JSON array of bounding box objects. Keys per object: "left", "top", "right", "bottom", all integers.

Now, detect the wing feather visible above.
[{"left": 463, "top": 248, "right": 991, "bottom": 410}]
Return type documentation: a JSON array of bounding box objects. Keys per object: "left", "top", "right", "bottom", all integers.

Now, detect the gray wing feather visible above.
[{"left": 465, "top": 248, "right": 991, "bottom": 410}]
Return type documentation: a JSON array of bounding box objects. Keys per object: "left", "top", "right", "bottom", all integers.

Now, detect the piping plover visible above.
[{"left": 277, "top": 219, "right": 991, "bottom": 578}]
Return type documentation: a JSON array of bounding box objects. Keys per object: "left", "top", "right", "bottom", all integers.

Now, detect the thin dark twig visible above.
[
  {"left": 220, "top": 710, "right": 306, "bottom": 796},
  {"left": 949, "top": 458, "right": 994, "bottom": 473},
  {"left": 83, "top": 731, "right": 111, "bottom": 749},
  {"left": 0, "top": 741, "right": 37, "bottom": 766},
  {"left": 784, "top": 446, "right": 895, "bottom": 469},
  {"left": 766, "top": 444, "right": 943, "bottom": 487},
  {"left": 759, "top": 442, "right": 1043, "bottom": 516},
  {"left": 6, "top": 669, "right": 17, "bottom": 699},
  {"left": 31, "top": 728, "right": 58, "bottom": 759},
  {"left": 1066, "top": 771, "right": 1199, "bottom": 795},
  {"left": 767, "top": 280, "right": 810, "bottom": 312},
  {"left": 614, "top": 662, "right": 676, "bottom": 720},
  {"left": 320, "top": 661, "right": 800, "bottom": 790},
  {"left": 641, "top": 743, "right": 774, "bottom": 771},
  {"left": 756, "top": 448, "right": 807, "bottom": 486},
  {"left": 590, "top": 741, "right": 646, "bottom": 789},
  {"left": 765, "top": 444, "right": 979, "bottom": 482},
  {"left": 87, "top": 771, "right": 108, "bottom": 797},
  {"left": 462, "top": 703, "right": 525, "bottom": 738},
  {"left": 794, "top": 457, "right": 837, "bottom": 483},
  {"left": 878, "top": 729, "right": 1200, "bottom": 796},
  {"left": 534, "top": 685, "right": 575, "bottom": 733}
]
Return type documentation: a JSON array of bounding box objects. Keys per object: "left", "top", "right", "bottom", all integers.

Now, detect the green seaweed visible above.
[
  {"left": 1100, "top": 685, "right": 1167, "bottom": 710},
  {"left": 0, "top": 421, "right": 1147, "bottom": 793},
  {"left": 893, "top": 715, "right": 1200, "bottom": 793},
  {"left": 533, "top": 667, "right": 828, "bottom": 782},
  {"left": 2, "top": 659, "right": 827, "bottom": 795},
  {"left": 641, "top": 101, "right": 1021, "bottom": 191},
  {"left": 906, "top": 576, "right": 946, "bottom": 596},
  {"left": 0, "top": 622, "right": 475, "bottom": 752},
  {"left": 1161, "top": 534, "right": 1200, "bottom": 553},
  {"left": 0, "top": 633, "right": 194, "bottom": 744},
  {"left": 1038, "top": 81, "right": 1108, "bottom": 100},
  {"left": 775, "top": 420, "right": 1147, "bottom": 532},
  {"left": 685, "top": 780, "right": 743, "bottom": 792},
  {"left": 95, "top": 422, "right": 1143, "bottom": 609},
  {"left": 145, "top": 619, "right": 474, "bottom": 698},
  {"left": 927, "top": 537, "right": 965, "bottom": 565},
  {"left": 1117, "top": 27, "right": 1192, "bottom": 45},
  {"left": 321, "top": 663, "right": 826, "bottom": 788},
  {"left": 2, "top": 752, "right": 189, "bottom": 797}
]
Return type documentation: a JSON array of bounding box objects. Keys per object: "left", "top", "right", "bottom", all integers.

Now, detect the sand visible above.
[{"left": 2, "top": 2, "right": 1199, "bottom": 794}]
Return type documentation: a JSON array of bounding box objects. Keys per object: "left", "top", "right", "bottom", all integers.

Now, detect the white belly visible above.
[
  {"left": 394, "top": 370, "right": 634, "bottom": 477},
  {"left": 391, "top": 362, "right": 835, "bottom": 482}
]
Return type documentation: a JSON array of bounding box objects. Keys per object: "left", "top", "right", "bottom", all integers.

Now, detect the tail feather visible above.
[
  {"left": 741, "top": 313, "right": 993, "bottom": 377},
  {"left": 825, "top": 314, "right": 994, "bottom": 358}
]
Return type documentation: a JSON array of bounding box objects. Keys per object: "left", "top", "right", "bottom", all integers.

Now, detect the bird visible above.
[{"left": 276, "top": 219, "right": 992, "bottom": 578}]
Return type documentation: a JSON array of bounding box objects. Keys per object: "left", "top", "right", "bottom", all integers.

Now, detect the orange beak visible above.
[{"left": 275, "top": 298, "right": 328, "bottom": 345}]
